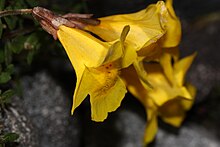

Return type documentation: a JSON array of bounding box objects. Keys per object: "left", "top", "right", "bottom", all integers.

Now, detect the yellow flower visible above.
[
  {"left": 85, "top": 1, "right": 167, "bottom": 52},
  {"left": 57, "top": 25, "right": 133, "bottom": 121},
  {"left": 121, "top": 52, "right": 196, "bottom": 144}
]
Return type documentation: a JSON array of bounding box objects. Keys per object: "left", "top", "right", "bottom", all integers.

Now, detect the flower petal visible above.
[
  {"left": 159, "top": 52, "right": 174, "bottom": 84},
  {"left": 133, "top": 59, "right": 153, "bottom": 89},
  {"left": 85, "top": 1, "right": 166, "bottom": 51},
  {"left": 71, "top": 66, "right": 90, "bottom": 114},
  {"left": 88, "top": 66, "right": 127, "bottom": 121},
  {"left": 174, "top": 52, "right": 197, "bottom": 86},
  {"left": 159, "top": 98, "right": 187, "bottom": 127},
  {"left": 144, "top": 109, "right": 158, "bottom": 144},
  {"left": 103, "top": 25, "right": 133, "bottom": 65},
  {"left": 181, "top": 83, "right": 197, "bottom": 110},
  {"left": 144, "top": 63, "right": 192, "bottom": 106},
  {"left": 121, "top": 65, "right": 148, "bottom": 104},
  {"left": 159, "top": 0, "right": 182, "bottom": 47},
  {"left": 90, "top": 76, "right": 126, "bottom": 121},
  {"left": 57, "top": 25, "right": 110, "bottom": 68}
]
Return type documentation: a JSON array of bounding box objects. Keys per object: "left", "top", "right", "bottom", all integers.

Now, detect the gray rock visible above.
[
  {"left": 12, "top": 71, "right": 82, "bottom": 147},
  {"left": 0, "top": 107, "right": 38, "bottom": 147},
  {"left": 155, "top": 124, "right": 220, "bottom": 147}
]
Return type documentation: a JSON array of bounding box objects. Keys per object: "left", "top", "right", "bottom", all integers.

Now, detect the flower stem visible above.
[{"left": 0, "top": 9, "right": 32, "bottom": 18}]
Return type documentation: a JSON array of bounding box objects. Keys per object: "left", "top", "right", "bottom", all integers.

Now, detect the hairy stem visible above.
[{"left": 0, "top": 9, "right": 32, "bottom": 18}]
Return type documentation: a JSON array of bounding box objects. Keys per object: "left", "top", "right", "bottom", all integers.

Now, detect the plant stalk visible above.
[{"left": 0, "top": 9, "right": 32, "bottom": 18}]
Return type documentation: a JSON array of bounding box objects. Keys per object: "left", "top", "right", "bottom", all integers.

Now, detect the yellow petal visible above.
[
  {"left": 133, "top": 59, "right": 153, "bottom": 89},
  {"left": 90, "top": 76, "right": 126, "bottom": 121},
  {"left": 103, "top": 25, "right": 136, "bottom": 67},
  {"left": 137, "top": 42, "right": 162, "bottom": 61},
  {"left": 164, "top": 47, "right": 180, "bottom": 62},
  {"left": 57, "top": 25, "right": 110, "bottom": 69},
  {"left": 159, "top": 0, "right": 182, "bottom": 47},
  {"left": 85, "top": 1, "right": 166, "bottom": 51},
  {"left": 159, "top": 53, "right": 174, "bottom": 84},
  {"left": 122, "top": 44, "right": 137, "bottom": 68},
  {"left": 71, "top": 66, "right": 91, "bottom": 114},
  {"left": 158, "top": 83, "right": 196, "bottom": 127},
  {"left": 148, "top": 86, "right": 191, "bottom": 106},
  {"left": 174, "top": 52, "right": 197, "bottom": 86},
  {"left": 165, "top": 0, "right": 175, "bottom": 16},
  {"left": 144, "top": 109, "right": 158, "bottom": 144},
  {"left": 121, "top": 65, "right": 148, "bottom": 104},
  {"left": 144, "top": 63, "right": 192, "bottom": 106},
  {"left": 181, "top": 83, "right": 197, "bottom": 110},
  {"left": 158, "top": 98, "right": 186, "bottom": 127},
  {"left": 103, "top": 26, "right": 128, "bottom": 63},
  {"left": 78, "top": 63, "right": 127, "bottom": 122}
]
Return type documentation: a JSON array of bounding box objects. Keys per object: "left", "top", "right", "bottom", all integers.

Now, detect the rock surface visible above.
[
  {"left": 0, "top": 107, "right": 38, "bottom": 147},
  {"left": 11, "top": 71, "right": 82, "bottom": 147}
]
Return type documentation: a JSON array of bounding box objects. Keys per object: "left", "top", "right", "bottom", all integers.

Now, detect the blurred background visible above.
[{"left": 0, "top": 0, "right": 220, "bottom": 146}]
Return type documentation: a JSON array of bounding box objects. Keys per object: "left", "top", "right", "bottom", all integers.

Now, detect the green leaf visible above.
[
  {"left": 1, "top": 89, "right": 15, "bottom": 104},
  {"left": 7, "top": 36, "right": 26, "bottom": 54},
  {"left": 0, "top": 0, "right": 5, "bottom": 10},
  {"left": 3, "top": 5, "right": 19, "bottom": 30},
  {"left": 4, "top": 16, "right": 18, "bottom": 30},
  {"left": 1, "top": 133, "right": 19, "bottom": 143},
  {"left": 6, "top": 64, "right": 14, "bottom": 75},
  {"left": 27, "top": 51, "right": 35, "bottom": 65},
  {"left": 0, "top": 72, "right": 11, "bottom": 84}
]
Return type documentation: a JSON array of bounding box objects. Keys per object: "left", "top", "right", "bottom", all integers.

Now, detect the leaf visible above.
[
  {"left": 4, "top": 16, "right": 18, "bottom": 30},
  {"left": 7, "top": 36, "right": 26, "bottom": 54},
  {"left": 0, "top": 0, "right": 5, "bottom": 10},
  {"left": 27, "top": 50, "right": 35, "bottom": 65},
  {"left": 0, "top": 72, "right": 11, "bottom": 84},
  {"left": 6, "top": 64, "right": 14, "bottom": 75},
  {"left": 1, "top": 133, "right": 19, "bottom": 143},
  {"left": 1, "top": 89, "right": 15, "bottom": 104}
]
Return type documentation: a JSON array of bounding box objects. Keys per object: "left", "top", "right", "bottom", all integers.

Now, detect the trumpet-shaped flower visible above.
[
  {"left": 121, "top": 52, "right": 196, "bottom": 144},
  {"left": 57, "top": 25, "right": 133, "bottom": 121}
]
